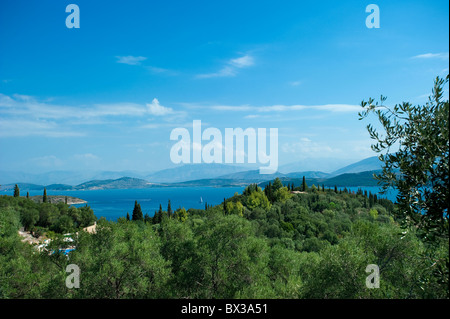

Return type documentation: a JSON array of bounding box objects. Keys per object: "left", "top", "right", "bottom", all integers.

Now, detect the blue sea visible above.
[
  {"left": 21, "top": 186, "right": 397, "bottom": 221},
  {"left": 25, "top": 187, "right": 245, "bottom": 221}
]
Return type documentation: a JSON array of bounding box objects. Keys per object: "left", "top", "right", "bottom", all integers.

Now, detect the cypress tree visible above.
[
  {"left": 302, "top": 176, "right": 307, "bottom": 192},
  {"left": 156, "top": 204, "right": 163, "bottom": 223},
  {"left": 167, "top": 199, "right": 172, "bottom": 217},
  {"left": 334, "top": 185, "right": 338, "bottom": 193},
  {"left": 369, "top": 193, "right": 374, "bottom": 207},
  {"left": 132, "top": 200, "right": 143, "bottom": 221},
  {"left": 126, "top": 212, "right": 130, "bottom": 221},
  {"left": 13, "top": 184, "right": 20, "bottom": 197},
  {"left": 264, "top": 182, "right": 271, "bottom": 198},
  {"left": 26, "top": 191, "right": 29, "bottom": 199},
  {"left": 43, "top": 188, "right": 47, "bottom": 203}
]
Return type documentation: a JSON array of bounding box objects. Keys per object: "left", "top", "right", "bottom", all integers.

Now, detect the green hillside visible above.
[{"left": 0, "top": 181, "right": 447, "bottom": 299}]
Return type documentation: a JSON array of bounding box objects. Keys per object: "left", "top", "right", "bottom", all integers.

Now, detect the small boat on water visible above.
[{"left": 199, "top": 196, "right": 203, "bottom": 203}]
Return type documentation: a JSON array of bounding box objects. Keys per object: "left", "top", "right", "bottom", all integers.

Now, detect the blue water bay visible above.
[
  {"left": 24, "top": 186, "right": 397, "bottom": 221},
  {"left": 26, "top": 187, "right": 246, "bottom": 221}
]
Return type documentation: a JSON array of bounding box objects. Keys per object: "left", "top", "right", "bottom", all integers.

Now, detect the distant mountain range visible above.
[
  {"left": 0, "top": 169, "right": 150, "bottom": 186},
  {"left": 329, "top": 156, "right": 382, "bottom": 176},
  {"left": 0, "top": 156, "right": 383, "bottom": 191},
  {"left": 144, "top": 163, "right": 248, "bottom": 183}
]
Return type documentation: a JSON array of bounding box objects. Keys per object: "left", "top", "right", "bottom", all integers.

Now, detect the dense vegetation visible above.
[
  {"left": 1, "top": 179, "right": 447, "bottom": 299},
  {"left": 360, "top": 75, "right": 449, "bottom": 289},
  {"left": 0, "top": 192, "right": 96, "bottom": 236}
]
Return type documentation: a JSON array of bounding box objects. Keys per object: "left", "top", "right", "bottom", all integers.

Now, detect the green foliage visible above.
[
  {"left": 131, "top": 200, "right": 143, "bottom": 221},
  {"left": 247, "top": 188, "right": 271, "bottom": 211},
  {"left": 360, "top": 74, "right": 449, "bottom": 293},
  {"left": 273, "top": 186, "right": 292, "bottom": 203},
  {"left": 193, "top": 214, "right": 270, "bottom": 298},
  {"left": 302, "top": 176, "right": 307, "bottom": 191},
  {"left": 0, "top": 169, "right": 447, "bottom": 299},
  {"left": 226, "top": 201, "right": 244, "bottom": 216},
  {"left": 175, "top": 207, "right": 188, "bottom": 222},
  {"left": 272, "top": 177, "right": 283, "bottom": 191},
  {"left": 20, "top": 208, "right": 39, "bottom": 231},
  {"left": 13, "top": 184, "right": 20, "bottom": 197},
  {"left": 70, "top": 219, "right": 171, "bottom": 298}
]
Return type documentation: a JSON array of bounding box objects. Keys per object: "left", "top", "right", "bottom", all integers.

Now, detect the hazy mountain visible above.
[
  {"left": 330, "top": 156, "right": 382, "bottom": 176},
  {"left": 0, "top": 171, "right": 29, "bottom": 185},
  {"left": 324, "top": 170, "right": 380, "bottom": 187},
  {"left": 216, "top": 170, "right": 286, "bottom": 182},
  {"left": 170, "top": 178, "right": 251, "bottom": 187},
  {"left": 0, "top": 183, "right": 45, "bottom": 191},
  {"left": 74, "top": 177, "right": 158, "bottom": 190},
  {"left": 90, "top": 170, "right": 149, "bottom": 181},
  {"left": 285, "top": 171, "right": 330, "bottom": 179},
  {"left": 145, "top": 163, "right": 249, "bottom": 183},
  {"left": 0, "top": 170, "right": 152, "bottom": 186},
  {"left": 1, "top": 157, "right": 386, "bottom": 191},
  {"left": 45, "top": 184, "right": 75, "bottom": 191},
  {"left": 0, "top": 170, "right": 95, "bottom": 185},
  {"left": 258, "top": 170, "right": 381, "bottom": 188},
  {"left": 278, "top": 158, "right": 355, "bottom": 174}
]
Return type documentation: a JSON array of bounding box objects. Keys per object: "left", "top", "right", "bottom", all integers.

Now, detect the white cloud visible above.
[
  {"left": 0, "top": 118, "right": 85, "bottom": 137},
  {"left": 281, "top": 138, "right": 338, "bottom": 157},
  {"left": 0, "top": 94, "right": 180, "bottom": 119},
  {"left": 0, "top": 93, "right": 185, "bottom": 136},
  {"left": 90, "top": 103, "right": 148, "bottom": 118},
  {"left": 116, "top": 55, "right": 147, "bottom": 65},
  {"left": 210, "top": 103, "right": 359, "bottom": 113},
  {"left": 412, "top": 52, "right": 449, "bottom": 60},
  {"left": 196, "top": 54, "right": 255, "bottom": 78},
  {"left": 146, "top": 98, "right": 174, "bottom": 116},
  {"left": 229, "top": 55, "right": 254, "bottom": 68}
]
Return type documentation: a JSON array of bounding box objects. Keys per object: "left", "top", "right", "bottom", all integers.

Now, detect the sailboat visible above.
[{"left": 199, "top": 196, "right": 203, "bottom": 203}]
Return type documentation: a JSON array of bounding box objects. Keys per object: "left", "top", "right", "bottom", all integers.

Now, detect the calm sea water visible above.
[
  {"left": 25, "top": 187, "right": 245, "bottom": 221},
  {"left": 22, "top": 186, "right": 397, "bottom": 221},
  {"left": 344, "top": 186, "right": 398, "bottom": 202}
]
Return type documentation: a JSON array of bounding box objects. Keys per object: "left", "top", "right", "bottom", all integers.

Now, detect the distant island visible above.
[
  {"left": 0, "top": 156, "right": 384, "bottom": 191},
  {"left": 0, "top": 170, "right": 382, "bottom": 191},
  {"left": 29, "top": 195, "right": 87, "bottom": 205}
]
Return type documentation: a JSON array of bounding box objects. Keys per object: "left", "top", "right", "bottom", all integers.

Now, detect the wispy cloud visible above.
[
  {"left": 209, "top": 103, "right": 360, "bottom": 113},
  {"left": 229, "top": 55, "right": 254, "bottom": 68},
  {"left": 196, "top": 54, "right": 255, "bottom": 78},
  {"left": 0, "top": 93, "right": 184, "bottom": 137},
  {"left": 281, "top": 137, "right": 338, "bottom": 157},
  {"left": 0, "top": 118, "right": 85, "bottom": 137},
  {"left": 411, "top": 52, "right": 449, "bottom": 60},
  {"left": 146, "top": 98, "right": 174, "bottom": 116},
  {"left": 289, "top": 81, "right": 302, "bottom": 87},
  {"left": 116, "top": 55, "right": 147, "bottom": 65},
  {"left": 29, "top": 155, "right": 64, "bottom": 168}
]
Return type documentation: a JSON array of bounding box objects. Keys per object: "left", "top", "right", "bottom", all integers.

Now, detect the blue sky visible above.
[{"left": 0, "top": 0, "right": 448, "bottom": 175}]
